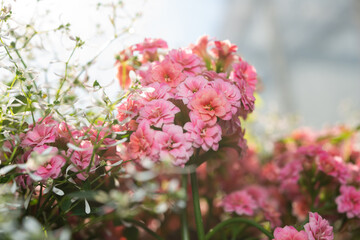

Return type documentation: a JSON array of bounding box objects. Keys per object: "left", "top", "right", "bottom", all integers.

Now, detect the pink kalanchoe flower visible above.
[
  {"left": 278, "top": 160, "right": 303, "bottom": 197},
  {"left": 218, "top": 115, "right": 242, "bottom": 136},
  {"left": 273, "top": 226, "right": 308, "bottom": 240},
  {"left": 117, "top": 96, "right": 143, "bottom": 123},
  {"left": 21, "top": 122, "right": 58, "bottom": 148},
  {"left": 149, "top": 59, "right": 186, "bottom": 88},
  {"left": 188, "top": 88, "right": 231, "bottom": 126},
  {"left": 128, "top": 121, "right": 158, "bottom": 161},
  {"left": 231, "top": 61, "right": 257, "bottom": 114},
  {"left": 142, "top": 83, "right": 173, "bottom": 102},
  {"left": 58, "top": 122, "right": 83, "bottom": 143},
  {"left": 137, "top": 99, "right": 180, "bottom": 128},
  {"left": 184, "top": 113, "right": 222, "bottom": 151},
  {"left": 304, "top": 212, "right": 334, "bottom": 240},
  {"left": 211, "top": 40, "right": 238, "bottom": 59},
  {"left": 209, "top": 78, "right": 241, "bottom": 115},
  {"left": 222, "top": 190, "right": 258, "bottom": 216},
  {"left": 292, "top": 197, "right": 310, "bottom": 222},
  {"left": 156, "top": 124, "right": 193, "bottom": 167},
  {"left": 201, "top": 70, "right": 228, "bottom": 82},
  {"left": 190, "top": 35, "right": 211, "bottom": 62},
  {"left": 316, "top": 153, "right": 350, "bottom": 184},
  {"left": 231, "top": 59, "right": 257, "bottom": 91},
  {"left": 134, "top": 38, "right": 168, "bottom": 55},
  {"left": 67, "top": 140, "right": 99, "bottom": 181},
  {"left": 335, "top": 185, "right": 360, "bottom": 218},
  {"left": 176, "top": 75, "right": 209, "bottom": 104},
  {"left": 15, "top": 150, "right": 33, "bottom": 189},
  {"left": 166, "top": 48, "right": 205, "bottom": 76},
  {"left": 33, "top": 145, "right": 66, "bottom": 181}
]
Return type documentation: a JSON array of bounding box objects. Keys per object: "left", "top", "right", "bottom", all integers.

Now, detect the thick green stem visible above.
[
  {"left": 181, "top": 174, "right": 190, "bottom": 240},
  {"left": 205, "top": 217, "right": 273, "bottom": 240},
  {"left": 190, "top": 171, "right": 205, "bottom": 240}
]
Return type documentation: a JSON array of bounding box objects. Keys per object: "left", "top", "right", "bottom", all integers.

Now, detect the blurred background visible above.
[{"left": 6, "top": 0, "right": 360, "bottom": 128}]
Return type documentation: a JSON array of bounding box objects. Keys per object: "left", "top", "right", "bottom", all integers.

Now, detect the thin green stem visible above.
[
  {"left": 190, "top": 171, "right": 205, "bottom": 240},
  {"left": 205, "top": 217, "right": 273, "bottom": 240},
  {"left": 181, "top": 174, "right": 190, "bottom": 240}
]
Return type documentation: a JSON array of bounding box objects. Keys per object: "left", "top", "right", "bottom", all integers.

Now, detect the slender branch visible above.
[
  {"left": 205, "top": 217, "right": 274, "bottom": 240},
  {"left": 190, "top": 171, "right": 205, "bottom": 240}
]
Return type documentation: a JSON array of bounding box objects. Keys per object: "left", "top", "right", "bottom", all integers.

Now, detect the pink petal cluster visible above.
[
  {"left": 316, "top": 153, "right": 350, "bottom": 184},
  {"left": 184, "top": 114, "right": 222, "bottom": 151},
  {"left": 21, "top": 121, "right": 58, "bottom": 148},
  {"left": 304, "top": 212, "right": 334, "bottom": 240},
  {"left": 166, "top": 48, "right": 205, "bottom": 76},
  {"left": 33, "top": 145, "right": 66, "bottom": 181},
  {"left": 137, "top": 99, "right": 180, "bottom": 128},
  {"left": 273, "top": 226, "right": 308, "bottom": 240},
  {"left": 128, "top": 121, "right": 158, "bottom": 161},
  {"left": 222, "top": 190, "right": 258, "bottom": 216},
  {"left": 278, "top": 160, "right": 303, "bottom": 195},
  {"left": 149, "top": 59, "right": 186, "bottom": 88},
  {"left": 156, "top": 124, "right": 193, "bottom": 167},
  {"left": 116, "top": 36, "right": 257, "bottom": 166},
  {"left": 134, "top": 38, "right": 168, "bottom": 55},
  {"left": 188, "top": 88, "right": 231, "bottom": 126},
  {"left": 67, "top": 140, "right": 99, "bottom": 181},
  {"left": 210, "top": 78, "right": 241, "bottom": 114},
  {"left": 211, "top": 40, "right": 238, "bottom": 59},
  {"left": 175, "top": 76, "right": 208, "bottom": 104},
  {"left": 142, "top": 83, "right": 172, "bottom": 102},
  {"left": 231, "top": 61, "right": 257, "bottom": 115},
  {"left": 335, "top": 185, "right": 360, "bottom": 218}
]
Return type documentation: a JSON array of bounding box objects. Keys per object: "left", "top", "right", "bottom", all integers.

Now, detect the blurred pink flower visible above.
[
  {"left": 150, "top": 59, "right": 186, "bottom": 88},
  {"left": 134, "top": 38, "right": 168, "bottom": 55},
  {"left": 209, "top": 78, "right": 241, "bottom": 115},
  {"left": 176, "top": 75, "right": 209, "bottom": 104},
  {"left": 304, "top": 212, "right": 334, "bottom": 240},
  {"left": 211, "top": 40, "right": 237, "bottom": 59},
  {"left": 231, "top": 59, "right": 257, "bottom": 91},
  {"left": 218, "top": 116, "right": 242, "bottom": 136},
  {"left": 33, "top": 145, "right": 66, "bottom": 181},
  {"left": 222, "top": 190, "right": 258, "bottom": 216},
  {"left": 67, "top": 140, "right": 99, "bottom": 181},
  {"left": 15, "top": 150, "right": 33, "bottom": 189},
  {"left": 157, "top": 124, "right": 193, "bottom": 167},
  {"left": 292, "top": 197, "right": 310, "bottom": 222},
  {"left": 190, "top": 35, "right": 211, "bottom": 62},
  {"left": 231, "top": 61, "right": 256, "bottom": 114},
  {"left": 128, "top": 121, "right": 158, "bottom": 161},
  {"left": 184, "top": 113, "right": 222, "bottom": 151},
  {"left": 188, "top": 88, "right": 231, "bottom": 126},
  {"left": 273, "top": 226, "right": 307, "bottom": 240},
  {"left": 278, "top": 160, "right": 303, "bottom": 196},
  {"left": 137, "top": 99, "right": 180, "bottom": 128},
  {"left": 335, "top": 185, "right": 360, "bottom": 218},
  {"left": 21, "top": 122, "right": 58, "bottom": 148},
  {"left": 117, "top": 96, "right": 143, "bottom": 123},
  {"left": 166, "top": 48, "right": 205, "bottom": 76},
  {"left": 142, "top": 83, "right": 172, "bottom": 102},
  {"left": 316, "top": 153, "right": 350, "bottom": 184}
]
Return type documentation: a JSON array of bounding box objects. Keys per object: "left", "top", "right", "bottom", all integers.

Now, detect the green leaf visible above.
[{"left": 60, "top": 196, "right": 72, "bottom": 212}]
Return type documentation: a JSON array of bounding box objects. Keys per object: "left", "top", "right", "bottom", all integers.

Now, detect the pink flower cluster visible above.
[
  {"left": 116, "top": 36, "right": 257, "bottom": 166},
  {"left": 336, "top": 185, "right": 360, "bottom": 218},
  {"left": 13, "top": 116, "right": 120, "bottom": 187},
  {"left": 273, "top": 212, "right": 333, "bottom": 240}
]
